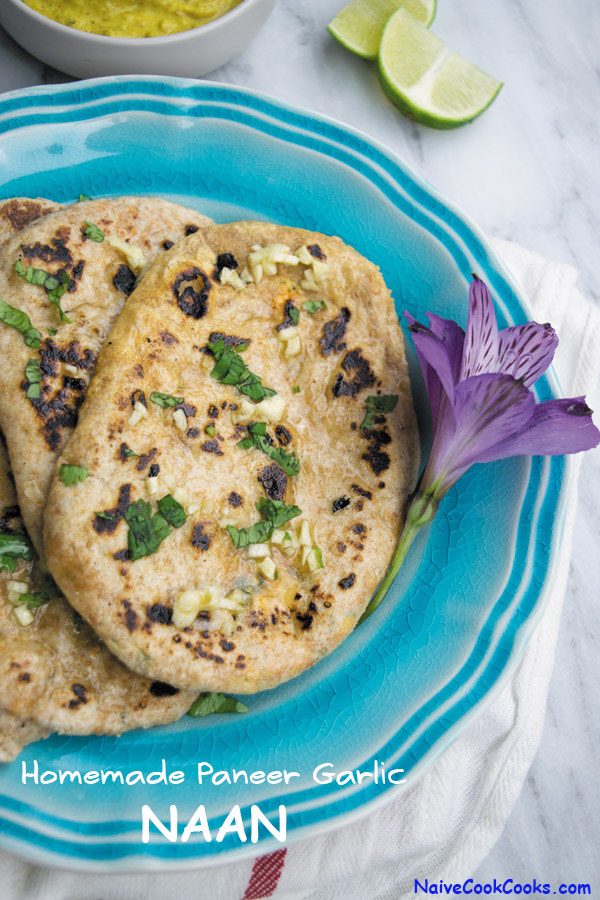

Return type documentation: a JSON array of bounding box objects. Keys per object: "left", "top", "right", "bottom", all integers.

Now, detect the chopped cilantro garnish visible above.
[
  {"left": 187, "top": 692, "right": 248, "bottom": 717},
  {"left": 78, "top": 194, "right": 92, "bottom": 202},
  {"left": 0, "top": 298, "right": 41, "bottom": 349},
  {"left": 208, "top": 338, "right": 276, "bottom": 403},
  {"left": 157, "top": 494, "right": 187, "bottom": 529},
  {"left": 302, "top": 299, "right": 327, "bottom": 314},
  {"left": 361, "top": 394, "right": 399, "bottom": 431},
  {"left": 256, "top": 497, "right": 302, "bottom": 528},
  {"left": 205, "top": 424, "right": 215, "bottom": 437},
  {"left": 237, "top": 422, "right": 300, "bottom": 476},
  {"left": 47, "top": 327, "right": 58, "bottom": 336},
  {"left": 313, "top": 546, "right": 325, "bottom": 569},
  {"left": 289, "top": 306, "right": 300, "bottom": 326},
  {"left": 149, "top": 391, "right": 184, "bottom": 408},
  {"left": 122, "top": 446, "right": 139, "bottom": 458},
  {"left": 293, "top": 385, "right": 300, "bottom": 394},
  {"left": 19, "top": 576, "right": 60, "bottom": 611},
  {"left": 59, "top": 463, "right": 89, "bottom": 486},
  {"left": 14, "top": 260, "right": 72, "bottom": 324},
  {"left": 0, "top": 530, "right": 33, "bottom": 573},
  {"left": 124, "top": 499, "right": 171, "bottom": 562},
  {"left": 227, "top": 497, "right": 301, "bottom": 549},
  {"left": 24, "top": 358, "right": 41, "bottom": 399},
  {"left": 83, "top": 221, "right": 104, "bottom": 242}
]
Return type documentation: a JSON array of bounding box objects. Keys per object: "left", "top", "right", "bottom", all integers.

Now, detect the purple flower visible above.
[
  {"left": 359, "top": 275, "right": 599, "bottom": 623},
  {"left": 406, "top": 275, "right": 599, "bottom": 497}
]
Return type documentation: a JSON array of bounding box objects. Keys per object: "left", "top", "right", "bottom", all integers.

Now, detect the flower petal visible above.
[
  {"left": 476, "top": 397, "right": 600, "bottom": 462},
  {"left": 460, "top": 276, "right": 499, "bottom": 380},
  {"left": 427, "top": 312, "right": 465, "bottom": 384},
  {"left": 427, "top": 373, "right": 535, "bottom": 491},
  {"left": 497, "top": 322, "right": 558, "bottom": 387},
  {"left": 405, "top": 312, "right": 458, "bottom": 429}
]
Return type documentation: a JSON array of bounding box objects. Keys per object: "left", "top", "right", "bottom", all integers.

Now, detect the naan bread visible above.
[
  {"left": 0, "top": 438, "right": 197, "bottom": 736},
  {"left": 0, "top": 197, "right": 61, "bottom": 243},
  {"left": 0, "top": 709, "right": 48, "bottom": 763},
  {"left": 45, "top": 223, "right": 418, "bottom": 693},
  {"left": 0, "top": 196, "right": 211, "bottom": 556}
]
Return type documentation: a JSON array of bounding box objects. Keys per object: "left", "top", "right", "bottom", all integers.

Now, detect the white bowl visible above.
[{"left": 0, "top": 0, "right": 277, "bottom": 79}]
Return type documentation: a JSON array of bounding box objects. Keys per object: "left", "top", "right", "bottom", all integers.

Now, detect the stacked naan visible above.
[
  {"left": 0, "top": 202, "right": 418, "bottom": 761},
  {"left": 0, "top": 196, "right": 210, "bottom": 759}
]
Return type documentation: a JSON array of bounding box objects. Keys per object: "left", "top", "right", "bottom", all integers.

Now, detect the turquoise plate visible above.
[{"left": 0, "top": 77, "right": 568, "bottom": 871}]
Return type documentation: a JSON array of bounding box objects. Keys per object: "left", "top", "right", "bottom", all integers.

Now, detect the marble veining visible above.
[{"left": 0, "top": 0, "right": 598, "bottom": 882}]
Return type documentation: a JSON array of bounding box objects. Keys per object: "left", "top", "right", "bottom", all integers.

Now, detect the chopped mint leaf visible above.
[
  {"left": 124, "top": 499, "right": 171, "bottom": 562},
  {"left": 0, "top": 298, "right": 41, "bottom": 349},
  {"left": 25, "top": 358, "right": 41, "bottom": 399},
  {"left": 157, "top": 494, "right": 187, "bottom": 529},
  {"left": 47, "top": 327, "right": 58, "bottom": 336},
  {"left": 205, "top": 424, "right": 215, "bottom": 437},
  {"left": 78, "top": 194, "right": 92, "bottom": 202},
  {"left": 122, "top": 446, "right": 139, "bottom": 458},
  {"left": 361, "top": 394, "right": 399, "bottom": 431},
  {"left": 149, "top": 391, "right": 184, "bottom": 408},
  {"left": 314, "top": 546, "right": 324, "bottom": 569},
  {"left": 83, "top": 221, "right": 104, "bottom": 242},
  {"left": 237, "top": 421, "right": 300, "bottom": 476},
  {"left": 187, "top": 692, "right": 248, "bottom": 717},
  {"left": 15, "top": 260, "right": 72, "bottom": 324},
  {"left": 59, "top": 463, "right": 89, "bottom": 486},
  {"left": 302, "top": 299, "right": 327, "bottom": 314},
  {"left": 293, "top": 385, "right": 300, "bottom": 394},
  {"left": 208, "top": 338, "right": 276, "bottom": 403}
]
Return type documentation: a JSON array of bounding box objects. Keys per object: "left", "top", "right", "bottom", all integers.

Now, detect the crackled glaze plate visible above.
[{"left": 0, "top": 77, "right": 568, "bottom": 870}]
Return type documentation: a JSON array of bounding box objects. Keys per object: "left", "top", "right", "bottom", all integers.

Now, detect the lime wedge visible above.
[
  {"left": 378, "top": 9, "right": 502, "bottom": 128},
  {"left": 328, "top": 0, "right": 436, "bottom": 60}
]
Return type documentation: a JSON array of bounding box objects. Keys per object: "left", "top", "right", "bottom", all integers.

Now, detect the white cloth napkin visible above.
[{"left": 1, "top": 240, "right": 599, "bottom": 900}]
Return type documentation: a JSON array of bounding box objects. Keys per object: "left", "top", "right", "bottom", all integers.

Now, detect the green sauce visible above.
[{"left": 22, "top": 0, "right": 243, "bottom": 38}]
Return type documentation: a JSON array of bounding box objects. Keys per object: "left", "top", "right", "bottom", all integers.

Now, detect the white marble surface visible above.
[{"left": 1, "top": 0, "right": 599, "bottom": 886}]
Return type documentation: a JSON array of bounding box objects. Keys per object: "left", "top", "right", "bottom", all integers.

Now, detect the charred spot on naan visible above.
[
  {"left": 361, "top": 426, "right": 392, "bottom": 475},
  {"left": 258, "top": 464, "right": 287, "bottom": 501},
  {"left": 332, "top": 348, "right": 376, "bottom": 398},
  {"left": 113, "top": 263, "right": 137, "bottom": 296},
  {"left": 172, "top": 266, "right": 211, "bottom": 319},
  {"left": 20, "top": 227, "right": 73, "bottom": 266},
  {"left": 23, "top": 338, "right": 96, "bottom": 451},
  {"left": 321, "top": 307, "right": 351, "bottom": 356},
  {"left": 93, "top": 484, "right": 131, "bottom": 534},
  {"left": 191, "top": 522, "right": 212, "bottom": 551},
  {"left": 0, "top": 199, "right": 56, "bottom": 232},
  {"left": 213, "top": 252, "right": 238, "bottom": 280}
]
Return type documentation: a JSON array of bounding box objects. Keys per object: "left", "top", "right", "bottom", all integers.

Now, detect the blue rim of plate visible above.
[{"left": 0, "top": 76, "right": 570, "bottom": 871}]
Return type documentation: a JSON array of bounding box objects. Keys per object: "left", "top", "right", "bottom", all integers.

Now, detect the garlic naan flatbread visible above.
[
  {"left": 0, "top": 438, "right": 196, "bottom": 738},
  {"left": 0, "top": 196, "right": 211, "bottom": 556},
  {"left": 45, "top": 223, "right": 418, "bottom": 693},
  {"left": 0, "top": 709, "right": 48, "bottom": 763},
  {"left": 0, "top": 197, "right": 61, "bottom": 243}
]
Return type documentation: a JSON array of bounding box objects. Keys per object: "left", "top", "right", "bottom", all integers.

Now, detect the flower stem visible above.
[{"left": 357, "top": 491, "right": 439, "bottom": 625}]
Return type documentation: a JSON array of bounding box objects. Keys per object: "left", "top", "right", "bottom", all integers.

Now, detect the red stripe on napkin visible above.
[{"left": 242, "top": 849, "right": 287, "bottom": 898}]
